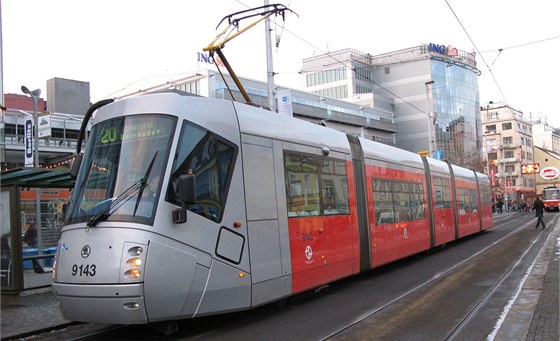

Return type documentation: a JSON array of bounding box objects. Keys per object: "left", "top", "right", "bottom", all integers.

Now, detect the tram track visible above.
[
  {"left": 27, "top": 214, "right": 550, "bottom": 340},
  {"left": 443, "top": 220, "right": 546, "bottom": 340},
  {"left": 326, "top": 213, "right": 555, "bottom": 340}
]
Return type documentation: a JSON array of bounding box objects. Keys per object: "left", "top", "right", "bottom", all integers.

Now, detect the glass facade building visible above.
[
  {"left": 302, "top": 45, "right": 482, "bottom": 169},
  {"left": 431, "top": 59, "right": 481, "bottom": 165}
]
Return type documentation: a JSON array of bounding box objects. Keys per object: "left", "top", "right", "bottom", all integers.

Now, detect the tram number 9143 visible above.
[{"left": 72, "top": 264, "right": 97, "bottom": 277}]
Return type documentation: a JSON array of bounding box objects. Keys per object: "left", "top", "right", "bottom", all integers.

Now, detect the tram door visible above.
[{"left": 242, "top": 138, "right": 292, "bottom": 304}]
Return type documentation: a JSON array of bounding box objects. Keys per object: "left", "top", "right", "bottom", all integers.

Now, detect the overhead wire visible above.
[
  {"left": 225, "top": 1, "right": 488, "bottom": 144},
  {"left": 229, "top": 1, "right": 429, "bottom": 119},
  {"left": 481, "top": 35, "right": 560, "bottom": 53},
  {"left": 227, "top": 1, "right": 479, "bottom": 145},
  {"left": 444, "top": 0, "right": 508, "bottom": 106}
]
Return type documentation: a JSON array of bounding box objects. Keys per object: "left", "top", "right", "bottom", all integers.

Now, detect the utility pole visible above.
[
  {"left": 425, "top": 81, "right": 435, "bottom": 157},
  {"left": 264, "top": 0, "right": 276, "bottom": 112}
]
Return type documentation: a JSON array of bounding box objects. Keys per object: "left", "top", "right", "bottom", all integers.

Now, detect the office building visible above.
[{"left": 301, "top": 44, "right": 482, "bottom": 169}]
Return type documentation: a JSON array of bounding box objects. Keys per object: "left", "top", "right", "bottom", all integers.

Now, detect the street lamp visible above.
[
  {"left": 21, "top": 86, "right": 41, "bottom": 167},
  {"left": 425, "top": 80, "right": 435, "bottom": 158}
]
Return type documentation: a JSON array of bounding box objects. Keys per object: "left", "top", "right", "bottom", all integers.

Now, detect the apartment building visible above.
[{"left": 481, "top": 103, "right": 535, "bottom": 205}]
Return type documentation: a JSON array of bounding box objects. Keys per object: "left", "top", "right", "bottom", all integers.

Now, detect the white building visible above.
[
  {"left": 531, "top": 123, "right": 560, "bottom": 153},
  {"left": 481, "top": 103, "right": 535, "bottom": 204}
]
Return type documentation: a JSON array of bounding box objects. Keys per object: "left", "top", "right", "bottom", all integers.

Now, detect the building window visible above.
[
  {"left": 487, "top": 112, "right": 499, "bottom": 120},
  {"left": 312, "top": 85, "right": 348, "bottom": 99},
  {"left": 485, "top": 124, "right": 496, "bottom": 133},
  {"left": 505, "top": 165, "right": 515, "bottom": 173},
  {"left": 502, "top": 122, "right": 512, "bottom": 130},
  {"left": 504, "top": 150, "right": 514, "bottom": 159},
  {"left": 306, "top": 67, "right": 347, "bottom": 87},
  {"left": 488, "top": 152, "right": 497, "bottom": 160},
  {"left": 503, "top": 137, "right": 513, "bottom": 146}
]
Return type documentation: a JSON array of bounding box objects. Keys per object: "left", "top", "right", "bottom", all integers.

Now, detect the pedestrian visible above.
[
  {"left": 24, "top": 223, "right": 37, "bottom": 246},
  {"left": 497, "top": 198, "right": 503, "bottom": 213},
  {"left": 532, "top": 195, "right": 546, "bottom": 229}
]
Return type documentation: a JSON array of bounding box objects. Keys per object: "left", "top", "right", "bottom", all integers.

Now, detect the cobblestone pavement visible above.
[{"left": 1, "top": 287, "right": 72, "bottom": 339}]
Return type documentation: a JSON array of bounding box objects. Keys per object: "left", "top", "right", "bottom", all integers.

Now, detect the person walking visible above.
[
  {"left": 532, "top": 195, "right": 546, "bottom": 229},
  {"left": 497, "top": 197, "right": 503, "bottom": 213}
]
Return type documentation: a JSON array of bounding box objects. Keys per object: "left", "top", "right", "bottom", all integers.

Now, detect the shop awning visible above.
[{"left": 0, "top": 167, "right": 74, "bottom": 188}]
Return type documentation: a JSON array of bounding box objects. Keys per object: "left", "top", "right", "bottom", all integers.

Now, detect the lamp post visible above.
[
  {"left": 21, "top": 85, "right": 43, "bottom": 254},
  {"left": 425, "top": 80, "right": 435, "bottom": 157},
  {"left": 500, "top": 146, "right": 508, "bottom": 207},
  {"left": 21, "top": 86, "right": 41, "bottom": 167}
]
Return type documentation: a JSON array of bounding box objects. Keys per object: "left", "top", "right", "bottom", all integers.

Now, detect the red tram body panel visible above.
[{"left": 365, "top": 165, "right": 430, "bottom": 268}]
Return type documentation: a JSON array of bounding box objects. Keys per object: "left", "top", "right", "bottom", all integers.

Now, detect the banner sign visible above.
[
  {"left": 277, "top": 89, "right": 293, "bottom": 117},
  {"left": 38, "top": 112, "right": 51, "bottom": 138},
  {"left": 25, "top": 118, "right": 33, "bottom": 167}
]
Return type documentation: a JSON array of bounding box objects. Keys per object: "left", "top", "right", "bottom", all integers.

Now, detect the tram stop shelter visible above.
[{"left": 1, "top": 167, "right": 74, "bottom": 293}]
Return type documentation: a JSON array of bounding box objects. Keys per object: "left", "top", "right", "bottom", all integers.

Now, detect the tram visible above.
[
  {"left": 51, "top": 93, "right": 492, "bottom": 325},
  {"left": 542, "top": 186, "right": 560, "bottom": 212}
]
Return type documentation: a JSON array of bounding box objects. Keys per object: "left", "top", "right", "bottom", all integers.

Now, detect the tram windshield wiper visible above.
[
  {"left": 133, "top": 152, "right": 158, "bottom": 216},
  {"left": 87, "top": 152, "right": 158, "bottom": 228}
]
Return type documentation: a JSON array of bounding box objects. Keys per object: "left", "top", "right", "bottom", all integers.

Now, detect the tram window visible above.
[
  {"left": 373, "top": 179, "right": 394, "bottom": 224},
  {"left": 284, "top": 153, "right": 349, "bottom": 217},
  {"left": 285, "top": 153, "right": 320, "bottom": 217},
  {"left": 373, "top": 178, "right": 425, "bottom": 224},
  {"left": 409, "top": 186, "right": 425, "bottom": 220},
  {"left": 480, "top": 185, "right": 491, "bottom": 205},
  {"left": 321, "top": 159, "right": 349, "bottom": 215},
  {"left": 456, "top": 187, "right": 477, "bottom": 214},
  {"left": 433, "top": 177, "right": 452, "bottom": 208},
  {"left": 469, "top": 189, "right": 478, "bottom": 212},
  {"left": 167, "top": 121, "right": 237, "bottom": 223}
]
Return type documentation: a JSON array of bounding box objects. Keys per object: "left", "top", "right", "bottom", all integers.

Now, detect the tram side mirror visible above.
[
  {"left": 172, "top": 174, "right": 196, "bottom": 224},
  {"left": 70, "top": 154, "right": 83, "bottom": 179}
]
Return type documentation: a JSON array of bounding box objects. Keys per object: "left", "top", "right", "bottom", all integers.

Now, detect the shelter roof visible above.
[{"left": 0, "top": 167, "right": 74, "bottom": 188}]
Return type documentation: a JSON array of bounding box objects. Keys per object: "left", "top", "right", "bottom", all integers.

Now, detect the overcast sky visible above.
[{"left": 3, "top": 0, "right": 560, "bottom": 126}]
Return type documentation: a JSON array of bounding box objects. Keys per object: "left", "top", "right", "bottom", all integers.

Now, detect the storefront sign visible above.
[
  {"left": 540, "top": 166, "right": 560, "bottom": 180},
  {"left": 522, "top": 163, "right": 540, "bottom": 174}
]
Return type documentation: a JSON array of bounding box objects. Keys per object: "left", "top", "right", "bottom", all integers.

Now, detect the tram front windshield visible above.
[{"left": 66, "top": 114, "right": 176, "bottom": 226}]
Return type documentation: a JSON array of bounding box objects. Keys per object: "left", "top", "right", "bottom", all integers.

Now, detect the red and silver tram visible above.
[
  {"left": 542, "top": 186, "right": 560, "bottom": 212},
  {"left": 52, "top": 93, "right": 492, "bottom": 325}
]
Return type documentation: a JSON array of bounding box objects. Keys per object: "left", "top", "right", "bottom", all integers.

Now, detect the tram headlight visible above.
[
  {"left": 126, "top": 257, "right": 142, "bottom": 267},
  {"left": 120, "top": 243, "right": 147, "bottom": 282},
  {"left": 51, "top": 260, "right": 57, "bottom": 280},
  {"left": 124, "top": 268, "right": 142, "bottom": 279},
  {"left": 128, "top": 246, "right": 143, "bottom": 256}
]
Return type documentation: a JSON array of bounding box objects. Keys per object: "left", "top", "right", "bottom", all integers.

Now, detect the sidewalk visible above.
[
  {"left": 1, "top": 213, "right": 558, "bottom": 340},
  {"left": 1, "top": 287, "right": 72, "bottom": 340},
  {"left": 492, "top": 212, "right": 559, "bottom": 340}
]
